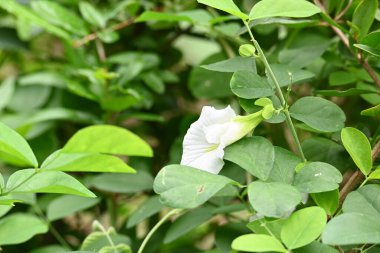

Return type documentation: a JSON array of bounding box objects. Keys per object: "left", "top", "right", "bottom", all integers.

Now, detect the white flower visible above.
[{"left": 181, "top": 99, "right": 274, "bottom": 174}]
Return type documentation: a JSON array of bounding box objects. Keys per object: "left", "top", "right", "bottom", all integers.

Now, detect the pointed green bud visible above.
[
  {"left": 239, "top": 44, "right": 256, "bottom": 58},
  {"left": 255, "top": 98, "right": 276, "bottom": 120}
]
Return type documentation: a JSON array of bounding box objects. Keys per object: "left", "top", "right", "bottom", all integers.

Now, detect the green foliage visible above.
[{"left": 0, "top": 0, "right": 379, "bottom": 252}]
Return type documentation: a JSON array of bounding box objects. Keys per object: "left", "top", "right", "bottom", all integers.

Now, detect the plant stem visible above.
[
  {"left": 137, "top": 209, "right": 181, "bottom": 253},
  {"left": 243, "top": 21, "right": 306, "bottom": 162}
]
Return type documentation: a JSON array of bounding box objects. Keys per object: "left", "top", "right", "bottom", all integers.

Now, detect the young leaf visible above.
[
  {"left": 224, "top": 137, "right": 275, "bottom": 181},
  {"left": 322, "top": 213, "right": 380, "bottom": 245},
  {"left": 62, "top": 125, "right": 153, "bottom": 157},
  {"left": 354, "top": 43, "right": 380, "bottom": 58},
  {"left": 153, "top": 165, "right": 237, "bottom": 209},
  {"left": 0, "top": 122, "right": 38, "bottom": 167},
  {"left": 351, "top": 0, "right": 377, "bottom": 39},
  {"left": 232, "top": 234, "right": 287, "bottom": 253},
  {"left": 361, "top": 104, "right": 380, "bottom": 117},
  {"left": 0, "top": 213, "right": 48, "bottom": 245},
  {"left": 249, "top": 0, "right": 321, "bottom": 20},
  {"left": 289, "top": 96, "right": 346, "bottom": 132},
  {"left": 293, "top": 162, "right": 342, "bottom": 193},
  {"left": 42, "top": 152, "right": 135, "bottom": 173},
  {"left": 6, "top": 169, "right": 96, "bottom": 198},
  {"left": 230, "top": 70, "right": 274, "bottom": 99},
  {"left": 79, "top": 2, "right": 106, "bottom": 28},
  {"left": 197, "top": 0, "right": 248, "bottom": 20},
  {"left": 164, "top": 207, "right": 213, "bottom": 243},
  {"left": 31, "top": 1, "right": 88, "bottom": 36},
  {"left": 341, "top": 127, "right": 372, "bottom": 175},
  {"left": 248, "top": 181, "right": 301, "bottom": 218},
  {"left": 281, "top": 207, "right": 327, "bottom": 249}
]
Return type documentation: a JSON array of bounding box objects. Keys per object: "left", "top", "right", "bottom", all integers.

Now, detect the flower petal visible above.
[
  {"left": 180, "top": 106, "right": 236, "bottom": 174},
  {"left": 181, "top": 144, "right": 225, "bottom": 174}
]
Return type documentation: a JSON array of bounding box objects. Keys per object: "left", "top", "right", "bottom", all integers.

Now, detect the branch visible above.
[{"left": 73, "top": 18, "right": 135, "bottom": 48}]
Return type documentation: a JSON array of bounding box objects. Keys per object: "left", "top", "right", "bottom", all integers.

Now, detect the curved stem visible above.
[
  {"left": 243, "top": 21, "right": 306, "bottom": 162},
  {"left": 137, "top": 209, "right": 181, "bottom": 253}
]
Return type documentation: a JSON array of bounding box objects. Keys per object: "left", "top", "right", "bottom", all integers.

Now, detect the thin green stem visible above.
[
  {"left": 137, "top": 209, "right": 181, "bottom": 253},
  {"left": 33, "top": 205, "right": 72, "bottom": 250},
  {"left": 243, "top": 21, "right": 306, "bottom": 162}
]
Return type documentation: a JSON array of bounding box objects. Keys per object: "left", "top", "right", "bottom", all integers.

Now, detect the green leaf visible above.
[
  {"left": 79, "top": 2, "right": 106, "bottom": 28},
  {"left": 351, "top": 0, "right": 377, "bottom": 38},
  {"left": 328, "top": 71, "right": 356, "bottom": 86},
  {"left": 361, "top": 104, "right": 380, "bottom": 117},
  {"left": 249, "top": 0, "right": 321, "bottom": 20},
  {"left": 0, "top": 0, "right": 71, "bottom": 40},
  {"left": 81, "top": 231, "right": 131, "bottom": 252},
  {"left": 354, "top": 43, "right": 380, "bottom": 58},
  {"left": 135, "top": 11, "right": 192, "bottom": 23},
  {"left": 6, "top": 169, "right": 95, "bottom": 198},
  {"left": 47, "top": 195, "right": 100, "bottom": 221},
  {"left": 153, "top": 165, "right": 236, "bottom": 209},
  {"left": 31, "top": 1, "right": 88, "bottom": 36},
  {"left": 281, "top": 207, "right": 327, "bottom": 249},
  {"left": 0, "top": 121, "right": 38, "bottom": 167},
  {"left": 248, "top": 181, "right": 301, "bottom": 218},
  {"left": 341, "top": 127, "right": 372, "bottom": 175},
  {"left": 232, "top": 234, "right": 287, "bottom": 253},
  {"left": 0, "top": 77, "right": 15, "bottom": 112},
  {"left": 271, "top": 64, "right": 315, "bottom": 87},
  {"left": 268, "top": 147, "right": 301, "bottom": 184},
  {"left": 88, "top": 171, "right": 153, "bottom": 193},
  {"left": 343, "top": 184, "right": 380, "bottom": 218},
  {"left": 0, "top": 213, "right": 48, "bottom": 245},
  {"left": 42, "top": 152, "right": 135, "bottom": 173},
  {"left": 197, "top": 0, "right": 248, "bottom": 20},
  {"left": 311, "top": 190, "right": 339, "bottom": 216},
  {"left": 289, "top": 96, "right": 346, "bottom": 132},
  {"left": 189, "top": 54, "right": 233, "bottom": 99},
  {"left": 141, "top": 72, "right": 165, "bottom": 94},
  {"left": 322, "top": 213, "right": 380, "bottom": 245},
  {"left": 201, "top": 57, "right": 256, "bottom": 73},
  {"left": 294, "top": 162, "right": 342, "bottom": 193},
  {"left": 126, "top": 196, "right": 164, "bottom": 228},
  {"left": 293, "top": 241, "right": 338, "bottom": 253},
  {"left": 230, "top": 70, "right": 274, "bottom": 99},
  {"left": 62, "top": 125, "right": 153, "bottom": 157},
  {"left": 224, "top": 137, "right": 275, "bottom": 180},
  {"left": 369, "top": 167, "right": 380, "bottom": 180},
  {"left": 164, "top": 207, "right": 213, "bottom": 243},
  {"left": 315, "top": 88, "right": 377, "bottom": 97}
]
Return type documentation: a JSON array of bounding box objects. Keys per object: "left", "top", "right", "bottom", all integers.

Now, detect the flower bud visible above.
[{"left": 239, "top": 44, "right": 256, "bottom": 57}]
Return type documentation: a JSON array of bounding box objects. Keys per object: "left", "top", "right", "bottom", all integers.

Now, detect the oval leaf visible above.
[
  {"left": 0, "top": 122, "right": 37, "bottom": 167},
  {"left": 289, "top": 96, "right": 346, "bottom": 132},
  {"left": 0, "top": 213, "right": 48, "bottom": 245},
  {"left": 232, "top": 234, "right": 287, "bottom": 252},
  {"left": 224, "top": 137, "right": 275, "bottom": 180},
  {"left": 153, "top": 165, "right": 237, "bottom": 209},
  {"left": 341, "top": 127, "right": 372, "bottom": 175},
  {"left": 281, "top": 207, "right": 327, "bottom": 249},
  {"left": 294, "top": 162, "right": 342, "bottom": 193},
  {"left": 248, "top": 181, "right": 301, "bottom": 218},
  {"left": 62, "top": 125, "right": 153, "bottom": 157},
  {"left": 197, "top": 0, "right": 248, "bottom": 20},
  {"left": 249, "top": 0, "right": 321, "bottom": 20},
  {"left": 230, "top": 70, "right": 274, "bottom": 99}
]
